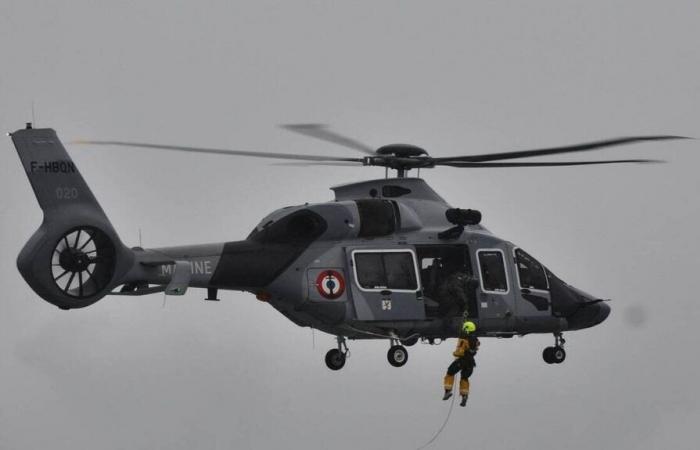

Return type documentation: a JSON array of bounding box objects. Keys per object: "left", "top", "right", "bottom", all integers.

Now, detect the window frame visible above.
[
  {"left": 351, "top": 249, "right": 421, "bottom": 293},
  {"left": 476, "top": 248, "right": 510, "bottom": 295},
  {"left": 513, "top": 247, "right": 550, "bottom": 292}
]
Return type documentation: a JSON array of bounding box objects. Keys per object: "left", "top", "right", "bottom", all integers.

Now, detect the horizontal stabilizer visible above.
[{"left": 110, "top": 285, "right": 166, "bottom": 296}]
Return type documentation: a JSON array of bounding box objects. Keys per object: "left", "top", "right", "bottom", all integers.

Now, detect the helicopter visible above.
[{"left": 9, "top": 123, "right": 687, "bottom": 370}]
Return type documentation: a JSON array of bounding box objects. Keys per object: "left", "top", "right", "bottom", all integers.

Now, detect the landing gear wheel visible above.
[
  {"left": 387, "top": 345, "right": 408, "bottom": 367},
  {"left": 543, "top": 347, "right": 555, "bottom": 364},
  {"left": 543, "top": 346, "right": 566, "bottom": 364},
  {"left": 544, "top": 333, "right": 567, "bottom": 364},
  {"left": 551, "top": 346, "right": 566, "bottom": 364},
  {"left": 325, "top": 348, "right": 346, "bottom": 371}
]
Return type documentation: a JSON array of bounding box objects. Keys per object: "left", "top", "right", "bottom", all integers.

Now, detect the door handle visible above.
[
  {"left": 521, "top": 288, "right": 531, "bottom": 294},
  {"left": 380, "top": 290, "right": 392, "bottom": 296}
]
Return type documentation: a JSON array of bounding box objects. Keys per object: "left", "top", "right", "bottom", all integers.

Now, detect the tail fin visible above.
[{"left": 10, "top": 125, "right": 133, "bottom": 309}]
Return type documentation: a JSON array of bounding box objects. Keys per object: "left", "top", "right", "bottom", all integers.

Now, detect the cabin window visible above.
[
  {"left": 477, "top": 249, "right": 509, "bottom": 293},
  {"left": 515, "top": 248, "right": 548, "bottom": 290},
  {"left": 353, "top": 250, "right": 418, "bottom": 291}
]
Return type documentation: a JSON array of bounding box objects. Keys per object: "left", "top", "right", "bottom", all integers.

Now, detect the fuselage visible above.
[{"left": 130, "top": 177, "right": 610, "bottom": 340}]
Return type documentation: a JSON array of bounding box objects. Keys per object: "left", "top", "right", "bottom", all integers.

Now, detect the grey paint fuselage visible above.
[{"left": 127, "top": 177, "right": 609, "bottom": 340}]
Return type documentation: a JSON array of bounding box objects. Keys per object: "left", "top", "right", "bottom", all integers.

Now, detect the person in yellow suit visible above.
[{"left": 442, "top": 320, "right": 480, "bottom": 407}]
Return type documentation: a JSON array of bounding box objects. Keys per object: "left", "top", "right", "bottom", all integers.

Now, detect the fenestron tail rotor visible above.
[
  {"left": 11, "top": 126, "right": 133, "bottom": 310},
  {"left": 51, "top": 226, "right": 116, "bottom": 299},
  {"left": 72, "top": 126, "right": 691, "bottom": 178}
]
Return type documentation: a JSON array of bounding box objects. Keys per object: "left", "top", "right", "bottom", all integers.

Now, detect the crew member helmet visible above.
[{"left": 462, "top": 321, "right": 476, "bottom": 334}]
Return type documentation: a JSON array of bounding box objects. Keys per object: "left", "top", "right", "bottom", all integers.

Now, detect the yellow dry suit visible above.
[{"left": 443, "top": 335, "right": 480, "bottom": 396}]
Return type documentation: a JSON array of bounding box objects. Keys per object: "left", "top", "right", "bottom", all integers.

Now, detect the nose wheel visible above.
[
  {"left": 325, "top": 336, "right": 349, "bottom": 371},
  {"left": 543, "top": 333, "right": 566, "bottom": 364}
]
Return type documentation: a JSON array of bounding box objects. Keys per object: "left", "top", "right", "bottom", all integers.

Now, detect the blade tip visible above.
[{"left": 665, "top": 135, "right": 693, "bottom": 140}]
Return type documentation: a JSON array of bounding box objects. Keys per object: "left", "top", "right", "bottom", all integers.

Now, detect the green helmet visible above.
[{"left": 462, "top": 321, "right": 476, "bottom": 334}]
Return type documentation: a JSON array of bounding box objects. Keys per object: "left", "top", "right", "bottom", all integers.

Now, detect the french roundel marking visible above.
[{"left": 316, "top": 270, "right": 345, "bottom": 299}]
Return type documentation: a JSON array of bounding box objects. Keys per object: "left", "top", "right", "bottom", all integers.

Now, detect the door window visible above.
[
  {"left": 514, "top": 248, "right": 548, "bottom": 290},
  {"left": 477, "top": 249, "right": 509, "bottom": 293},
  {"left": 353, "top": 250, "right": 419, "bottom": 291}
]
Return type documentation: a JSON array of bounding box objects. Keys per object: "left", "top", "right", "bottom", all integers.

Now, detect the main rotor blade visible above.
[
  {"left": 437, "top": 159, "right": 664, "bottom": 168},
  {"left": 279, "top": 124, "right": 377, "bottom": 155},
  {"left": 435, "top": 136, "right": 690, "bottom": 163},
  {"left": 71, "top": 140, "right": 364, "bottom": 163},
  {"left": 271, "top": 161, "right": 365, "bottom": 167}
]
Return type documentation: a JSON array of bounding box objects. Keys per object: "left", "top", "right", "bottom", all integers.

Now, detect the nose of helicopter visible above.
[
  {"left": 566, "top": 288, "right": 611, "bottom": 330},
  {"left": 573, "top": 301, "right": 610, "bottom": 328}
]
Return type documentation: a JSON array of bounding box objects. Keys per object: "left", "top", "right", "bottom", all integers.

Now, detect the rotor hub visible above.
[
  {"left": 375, "top": 144, "right": 428, "bottom": 158},
  {"left": 369, "top": 144, "right": 434, "bottom": 176},
  {"left": 58, "top": 248, "right": 91, "bottom": 272}
]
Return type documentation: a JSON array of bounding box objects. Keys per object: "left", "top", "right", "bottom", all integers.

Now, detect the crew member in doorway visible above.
[
  {"left": 436, "top": 258, "right": 475, "bottom": 317},
  {"left": 442, "top": 320, "right": 480, "bottom": 407}
]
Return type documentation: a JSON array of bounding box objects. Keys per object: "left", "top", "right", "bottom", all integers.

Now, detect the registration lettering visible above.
[{"left": 30, "top": 160, "right": 76, "bottom": 174}]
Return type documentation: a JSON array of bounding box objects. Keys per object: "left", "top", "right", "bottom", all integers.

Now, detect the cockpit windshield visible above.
[{"left": 514, "top": 248, "right": 548, "bottom": 291}]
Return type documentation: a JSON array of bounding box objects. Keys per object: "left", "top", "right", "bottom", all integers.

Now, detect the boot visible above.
[
  {"left": 443, "top": 374, "right": 455, "bottom": 400},
  {"left": 460, "top": 394, "right": 468, "bottom": 407}
]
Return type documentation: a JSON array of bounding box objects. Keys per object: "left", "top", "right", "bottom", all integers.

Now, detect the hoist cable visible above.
[{"left": 415, "top": 390, "right": 456, "bottom": 450}]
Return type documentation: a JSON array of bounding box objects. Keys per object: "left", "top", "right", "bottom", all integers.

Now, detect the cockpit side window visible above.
[
  {"left": 477, "top": 249, "right": 509, "bottom": 293},
  {"left": 515, "top": 248, "right": 548, "bottom": 291}
]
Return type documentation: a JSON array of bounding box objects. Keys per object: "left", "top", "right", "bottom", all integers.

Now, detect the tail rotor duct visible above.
[{"left": 51, "top": 226, "right": 116, "bottom": 299}]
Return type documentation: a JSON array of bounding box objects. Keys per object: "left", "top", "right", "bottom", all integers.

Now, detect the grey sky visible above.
[{"left": 1, "top": 1, "right": 699, "bottom": 449}]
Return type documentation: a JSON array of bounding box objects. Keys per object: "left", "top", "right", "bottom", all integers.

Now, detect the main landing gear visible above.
[
  {"left": 543, "top": 333, "right": 566, "bottom": 364},
  {"left": 324, "top": 336, "right": 411, "bottom": 370},
  {"left": 387, "top": 339, "right": 408, "bottom": 367},
  {"left": 325, "top": 336, "right": 349, "bottom": 371}
]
